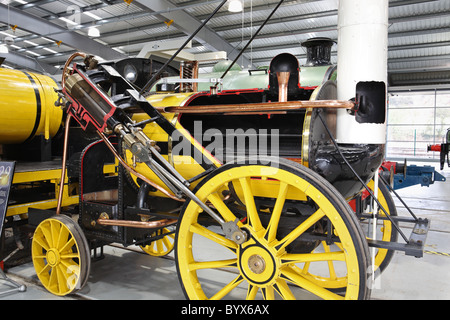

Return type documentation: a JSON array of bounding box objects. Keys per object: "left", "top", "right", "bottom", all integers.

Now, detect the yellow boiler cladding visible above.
[{"left": 0, "top": 68, "right": 63, "bottom": 144}]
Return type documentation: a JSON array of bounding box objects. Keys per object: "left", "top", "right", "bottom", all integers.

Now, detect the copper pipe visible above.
[
  {"left": 160, "top": 100, "right": 355, "bottom": 114},
  {"left": 56, "top": 113, "right": 72, "bottom": 215},
  {"left": 224, "top": 111, "right": 287, "bottom": 116},
  {"left": 97, "top": 218, "right": 177, "bottom": 229},
  {"left": 277, "top": 72, "right": 290, "bottom": 103},
  {"left": 96, "top": 130, "right": 184, "bottom": 202},
  {"left": 62, "top": 52, "right": 86, "bottom": 88}
]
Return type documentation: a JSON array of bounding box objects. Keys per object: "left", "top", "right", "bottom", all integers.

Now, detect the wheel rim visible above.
[
  {"left": 302, "top": 179, "right": 398, "bottom": 290},
  {"left": 176, "top": 159, "right": 370, "bottom": 300},
  {"left": 140, "top": 228, "right": 175, "bottom": 256},
  {"left": 363, "top": 179, "right": 398, "bottom": 272},
  {"left": 32, "top": 215, "right": 90, "bottom": 296}
]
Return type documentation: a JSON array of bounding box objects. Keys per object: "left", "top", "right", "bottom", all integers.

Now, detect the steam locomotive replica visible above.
[{"left": 0, "top": 0, "right": 429, "bottom": 300}]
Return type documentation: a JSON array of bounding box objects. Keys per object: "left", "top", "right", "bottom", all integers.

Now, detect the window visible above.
[{"left": 386, "top": 90, "right": 450, "bottom": 160}]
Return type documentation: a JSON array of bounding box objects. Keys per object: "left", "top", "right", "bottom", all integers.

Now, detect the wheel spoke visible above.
[
  {"left": 239, "top": 177, "right": 263, "bottom": 232},
  {"left": 190, "top": 223, "right": 238, "bottom": 252},
  {"left": 189, "top": 259, "right": 237, "bottom": 271},
  {"left": 41, "top": 223, "right": 53, "bottom": 249},
  {"left": 56, "top": 225, "right": 70, "bottom": 251},
  {"left": 33, "top": 235, "right": 50, "bottom": 251},
  {"left": 207, "top": 193, "right": 240, "bottom": 225},
  {"left": 59, "top": 236, "right": 76, "bottom": 254},
  {"left": 156, "top": 239, "right": 163, "bottom": 253},
  {"left": 265, "top": 182, "right": 289, "bottom": 242},
  {"left": 162, "top": 236, "right": 172, "bottom": 250},
  {"left": 60, "top": 253, "right": 79, "bottom": 260},
  {"left": 281, "top": 251, "right": 346, "bottom": 266},
  {"left": 50, "top": 220, "right": 61, "bottom": 248},
  {"left": 281, "top": 266, "right": 344, "bottom": 300},
  {"left": 210, "top": 275, "right": 244, "bottom": 300},
  {"left": 56, "top": 264, "right": 68, "bottom": 294},
  {"left": 261, "top": 286, "right": 274, "bottom": 300},
  {"left": 275, "top": 208, "right": 326, "bottom": 251},
  {"left": 274, "top": 279, "right": 296, "bottom": 300},
  {"left": 48, "top": 266, "right": 57, "bottom": 291},
  {"left": 246, "top": 284, "right": 258, "bottom": 300},
  {"left": 36, "top": 262, "right": 51, "bottom": 277},
  {"left": 323, "top": 241, "right": 338, "bottom": 280}
]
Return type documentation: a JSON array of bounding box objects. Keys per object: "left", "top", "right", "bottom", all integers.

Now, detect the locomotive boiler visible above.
[{"left": 0, "top": 68, "right": 62, "bottom": 145}]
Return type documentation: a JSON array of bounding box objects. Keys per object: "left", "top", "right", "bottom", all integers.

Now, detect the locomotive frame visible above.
[{"left": 28, "top": 51, "right": 428, "bottom": 299}]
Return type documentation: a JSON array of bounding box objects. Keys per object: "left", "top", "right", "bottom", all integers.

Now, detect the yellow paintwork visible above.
[
  {"left": 128, "top": 93, "right": 310, "bottom": 202},
  {"left": 140, "top": 228, "right": 175, "bottom": 256},
  {"left": 366, "top": 179, "right": 393, "bottom": 271},
  {"left": 176, "top": 164, "right": 364, "bottom": 300},
  {"left": 7, "top": 163, "right": 116, "bottom": 217},
  {"left": 124, "top": 93, "right": 221, "bottom": 195},
  {"left": 32, "top": 216, "right": 85, "bottom": 296},
  {"left": 0, "top": 68, "right": 62, "bottom": 144}
]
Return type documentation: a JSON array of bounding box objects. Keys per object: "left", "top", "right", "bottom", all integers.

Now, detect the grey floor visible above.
[{"left": 1, "top": 161, "right": 449, "bottom": 300}]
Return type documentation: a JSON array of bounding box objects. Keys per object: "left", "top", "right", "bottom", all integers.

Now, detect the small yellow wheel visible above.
[
  {"left": 175, "top": 158, "right": 371, "bottom": 300},
  {"left": 140, "top": 228, "right": 175, "bottom": 256},
  {"left": 32, "top": 215, "right": 90, "bottom": 296}
]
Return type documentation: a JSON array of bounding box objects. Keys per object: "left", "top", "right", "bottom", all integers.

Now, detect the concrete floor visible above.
[{"left": 1, "top": 162, "right": 449, "bottom": 300}]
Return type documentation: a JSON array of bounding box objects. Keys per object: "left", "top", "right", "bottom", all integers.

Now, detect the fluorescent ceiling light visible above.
[
  {"left": 24, "top": 40, "right": 38, "bottom": 46},
  {"left": 84, "top": 11, "right": 102, "bottom": 20},
  {"left": 94, "top": 38, "right": 108, "bottom": 45},
  {"left": 228, "top": 0, "right": 243, "bottom": 12},
  {"left": 26, "top": 50, "right": 40, "bottom": 56},
  {"left": 113, "top": 47, "right": 126, "bottom": 54},
  {"left": 0, "top": 31, "right": 16, "bottom": 38},
  {"left": 14, "top": 0, "right": 28, "bottom": 4},
  {"left": 43, "top": 47, "right": 57, "bottom": 54},
  {"left": 88, "top": 27, "right": 100, "bottom": 37},
  {"left": 0, "top": 44, "right": 8, "bottom": 54},
  {"left": 59, "top": 17, "right": 78, "bottom": 26}
]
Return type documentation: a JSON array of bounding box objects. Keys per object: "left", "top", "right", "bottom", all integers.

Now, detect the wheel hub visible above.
[
  {"left": 46, "top": 248, "right": 60, "bottom": 267},
  {"left": 248, "top": 254, "right": 266, "bottom": 274},
  {"left": 239, "top": 236, "right": 280, "bottom": 286}
]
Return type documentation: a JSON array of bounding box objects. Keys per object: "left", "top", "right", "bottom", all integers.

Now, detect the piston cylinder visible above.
[{"left": 0, "top": 68, "right": 62, "bottom": 144}]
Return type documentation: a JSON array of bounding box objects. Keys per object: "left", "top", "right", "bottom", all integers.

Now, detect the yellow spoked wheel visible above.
[
  {"left": 300, "top": 179, "right": 398, "bottom": 291},
  {"left": 32, "top": 215, "right": 90, "bottom": 296},
  {"left": 175, "top": 158, "right": 371, "bottom": 300},
  {"left": 362, "top": 179, "right": 398, "bottom": 273},
  {"left": 140, "top": 228, "right": 175, "bottom": 256}
]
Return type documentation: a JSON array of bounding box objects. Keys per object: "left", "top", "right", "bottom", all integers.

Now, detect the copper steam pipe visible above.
[
  {"left": 56, "top": 113, "right": 72, "bottom": 215},
  {"left": 277, "top": 71, "right": 290, "bottom": 103},
  {"left": 62, "top": 52, "right": 86, "bottom": 88},
  {"left": 159, "top": 100, "right": 354, "bottom": 114},
  {"left": 97, "top": 218, "right": 177, "bottom": 229},
  {"left": 57, "top": 52, "right": 86, "bottom": 215}
]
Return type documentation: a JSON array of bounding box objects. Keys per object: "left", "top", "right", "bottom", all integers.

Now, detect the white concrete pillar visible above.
[{"left": 336, "top": 0, "right": 389, "bottom": 144}]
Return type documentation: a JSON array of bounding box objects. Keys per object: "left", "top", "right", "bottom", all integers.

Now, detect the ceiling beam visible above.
[
  {"left": 0, "top": 51, "right": 57, "bottom": 75},
  {"left": 134, "top": 0, "right": 254, "bottom": 68},
  {"left": 0, "top": 3, "right": 126, "bottom": 61}
]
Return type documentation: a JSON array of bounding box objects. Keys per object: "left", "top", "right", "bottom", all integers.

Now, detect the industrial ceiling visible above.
[{"left": 0, "top": 0, "right": 449, "bottom": 89}]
